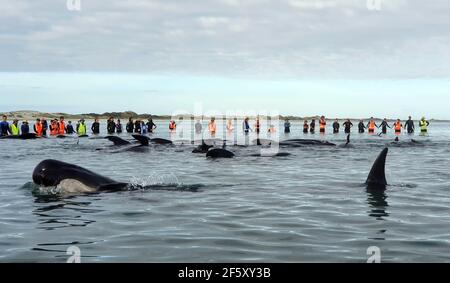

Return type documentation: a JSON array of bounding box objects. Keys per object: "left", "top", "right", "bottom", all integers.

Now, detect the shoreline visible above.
[{"left": 1, "top": 110, "right": 445, "bottom": 122}]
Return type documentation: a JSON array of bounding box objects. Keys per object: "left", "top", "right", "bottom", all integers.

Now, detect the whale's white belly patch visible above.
[{"left": 57, "top": 179, "right": 97, "bottom": 193}]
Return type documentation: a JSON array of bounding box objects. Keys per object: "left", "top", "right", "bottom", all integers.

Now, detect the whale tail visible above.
[
  {"left": 132, "top": 134, "right": 150, "bottom": 146},
  {"left": 366, "top": 148, "right": 388, "bottom": 188}
]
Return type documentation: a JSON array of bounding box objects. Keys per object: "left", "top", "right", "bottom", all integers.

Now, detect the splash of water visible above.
[{"left": 129, "top": 173, "right": 180, "bottom": 189}]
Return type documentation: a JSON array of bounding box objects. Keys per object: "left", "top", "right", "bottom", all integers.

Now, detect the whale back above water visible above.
[
  {"left": 150, "top": 138, "right": 173, "bottom": 145},
  {"left": 32, "top": 159, "right": 128, "bottom": 193},
  {"left": 105, "top": 136, "right": 131, "bottom": 146},
  {"left": 0, "top": 133, "right": 38, "bottom": 140},
  {"left": 281, "top": 139, "right": 336, "bottom": 147},
  {"left": 192, "top": 140, "right": 214, "bottom": 153},
  {"left": 206, "top": 148, "right": 235, "bottom": 158}
]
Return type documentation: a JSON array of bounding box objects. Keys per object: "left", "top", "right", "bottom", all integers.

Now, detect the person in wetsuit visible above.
[
  {"left": 310, "top": 119, "right": 316, "bottom": 134},
  {"left": 126, "top": 118, "right": 134, "bottom": 133},
  {"left": 332, "top": 119, "right": 340, "bottom": 134},
  {"left": 41, "top": 118, "right": 48, "bottom": 137},
  {"left": 91, "top": 118, "right": 100, "bottom": 134},
  {"left": 243, "top": 117, "right": 252, "bottom": 134},
  {"left": 343, "top": 119, "right": 353, "bottom": 134},
  {"left": 195, "top": 120, "right": 202, "bottom": 135},
  {"left": 66, "top": 121, "right": 75, "bottom": 134},
  {"left": 284, "top": 119, "right": 291, "bottom": 133},
  {"left": 21, "top": 120, "right": 30, "bottom": 134},
  {"left": 379, "top": 118, "right": 389, "bottom": 134},
  {"left": 0, "top": 115, "right": 10, "bottom": 136},
  {"left": 254, "top": 117, "right": 261, "bottom": 134},
  {"left": 358, "top": 120, "right": 366, "bottom": 133},
  {"left": 134, "top": 119, "right": 141, "bottom": 134},
  {"left": 404, "top": 116, "right": 415, "bottom": 134},
  {"left": 107, "top": 117, "right": 116, "bottom": 134},
  {"left": 380, "top": 118, "right": 391, "bottom": 134},
  {"left": 147, "top": 118, "right": 156, "bottom": 133},
  {"left": 116, "top": 119, "right": 123, "bottom": 134}
]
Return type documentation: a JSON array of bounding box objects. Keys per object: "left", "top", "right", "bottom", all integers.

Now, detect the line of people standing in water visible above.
[
  {"left": 285, "top": 116, "right": 430, "bottom": 135},
  {"left": 0, "top": 114, "right": 158, "bottom": 137},
  {"left": 75, "top": 117, "right": 158, "bottom": 136},
  {"left": 0, "top": 114, "right": 431, "bottom": 137}
]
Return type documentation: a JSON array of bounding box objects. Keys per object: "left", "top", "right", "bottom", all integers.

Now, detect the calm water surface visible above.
[{"left": 1, "top": 120, "right": 450, "bottom": 262}]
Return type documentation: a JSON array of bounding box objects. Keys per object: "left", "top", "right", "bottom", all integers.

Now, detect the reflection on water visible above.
[
  {"left": 366, "top": 188, "right": 389, "bottom": 221},
  {"left": 32, "top": 196, "right": 99, "bottom": 231}
]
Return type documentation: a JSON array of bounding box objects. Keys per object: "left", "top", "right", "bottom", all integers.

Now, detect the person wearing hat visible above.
[{"left": 21, "top": 120, "right": 30, "bottom": 134}]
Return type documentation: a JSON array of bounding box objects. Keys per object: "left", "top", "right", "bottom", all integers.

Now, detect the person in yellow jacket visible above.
[
  {"left": 10, "top": 119, "right": 20, "bottom": 135},
  {"left": 419, "top": 117, "right": 430, "bottom": 134},
  {"left": 77, "top": 119, "right": 87, "bottom": 136}
]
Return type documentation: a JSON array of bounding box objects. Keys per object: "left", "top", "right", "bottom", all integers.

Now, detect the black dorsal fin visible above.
[{"left": 366, "top": 148, "right": 388, "bottom": 188}]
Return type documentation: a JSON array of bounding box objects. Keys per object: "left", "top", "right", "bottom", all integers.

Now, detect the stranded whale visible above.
[
  {"left": 206, "top": 148, "right": 235, "bottom": 158},
  {"left": 32, "top": 159, "right": 128, "bottom": 193},
  {"left": 105, "top": 136, "right": 131, "bottom": 146},
  {"left": 280, "top": 139, "right": 336, "bottom": 147},
  {"left": 0, "top": 133, "right": 38, "bottom": 140}
]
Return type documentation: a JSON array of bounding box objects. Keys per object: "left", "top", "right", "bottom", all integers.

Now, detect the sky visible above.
[{"left": 1, "top": 0, "right": 450, "bottom": 118}]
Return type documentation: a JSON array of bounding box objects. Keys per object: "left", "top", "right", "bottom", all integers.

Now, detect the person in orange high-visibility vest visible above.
[
  {"left": 169, "top": 120, "right": 176, "bottom": 132},
  {"left": 366, "top": 117, "right": 379, "bottom": 134},
  {"left": 393, "top": 119, "right": 403, "bottom": 134},
  {"left": 268, "top": 124, "right": 277, "bottom": 134},
  {"left": 208, "top": 118, "right": 217, "bottom": 137},
  {"left": 58, "top": 116, "right": 66, "bottom": 135},
  {"left": 34, "top": 118, "right": 43, "bottom": 136},
  {"left": 319, "top": 116, "right": 326, "bottom": 133},
  {"left": 226, "top": 119, "right": 234, "bottom": 133},
  {"left": 303, "top": 120, "right": 309, "bottom": 133},
  {"left": 50, "top": 119, "right": 59, "bottom": 136}
]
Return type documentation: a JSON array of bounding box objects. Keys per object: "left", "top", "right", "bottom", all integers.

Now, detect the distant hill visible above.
[
  {"left": 2, "top": 110, "right": 172, "bottom": 121},
  {"left": 1, "top": 110, "right": 445, "bottom": 122}
]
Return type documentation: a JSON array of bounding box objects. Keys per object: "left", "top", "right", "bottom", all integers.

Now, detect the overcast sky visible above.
[{"left": 1, "top": 0, "right": 450, "bottom": 118}]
